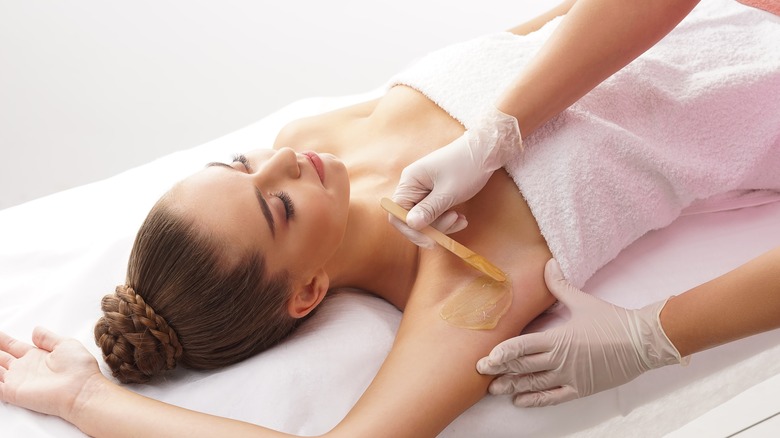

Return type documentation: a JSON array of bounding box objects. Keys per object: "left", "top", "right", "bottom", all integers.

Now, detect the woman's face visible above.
[{"left": 170, "top": 147, "right": 350, "bottom": 281}]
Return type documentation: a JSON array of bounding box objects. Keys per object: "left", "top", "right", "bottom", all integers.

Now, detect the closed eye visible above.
[
  {"left": 272, "top": 191, "right": 295, "bottom": 220},
  {"left": 232, "top": 153, "right": 253, "bottom": 172}
]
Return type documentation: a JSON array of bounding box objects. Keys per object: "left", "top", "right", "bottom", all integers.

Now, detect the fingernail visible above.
[
  {"left": 408, "top": 210, "right": 431, "bottom": 231},
  {"left": 512, "top": 396, "right": 530, "bottom": 408},
  {"left": 406, "top": 212, "right": 421, "bottom": 229},
  {"left": 550, "top": 259, "right": 563, "bottom": 277},
  {"left": 476, "top": 357, "right": 490, "bottom": 374},
  {"left": 489, "top": 380, "right": 509, "bottom": 395}
]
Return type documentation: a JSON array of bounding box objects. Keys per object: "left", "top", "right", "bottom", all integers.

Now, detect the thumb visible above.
[
  {"left": 543, "top": 259, "right": 588, "bottom": 310},
  {"left": 32, "top": 327, "right": 64, "bottom": 352},
  {"left": 392, "top": 162, "right": 434, "bottom": 213},
  {"left": 429, "top": 210, "right": 468, "bottom": 235},
  {"left": 406, "top": 192, "right": 454, "bottom": 230},
  {"left": 387, "top": 215, "right": 436, "bottom": 249}
]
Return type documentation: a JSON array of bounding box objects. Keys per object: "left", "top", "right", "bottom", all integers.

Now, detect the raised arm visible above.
[
  {"left": 1, "top": 175, "right": 556, "bottom": 437},
  {"left": 331, "top": 176, "right": 556, "bottom": 436},
  {"left": 0, "top": 328, "right": 293, "bottom": 438}
]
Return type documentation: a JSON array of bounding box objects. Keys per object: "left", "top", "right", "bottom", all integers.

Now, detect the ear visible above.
[{"left": 287, "top": 268, "right": 329, "bottom": 319}]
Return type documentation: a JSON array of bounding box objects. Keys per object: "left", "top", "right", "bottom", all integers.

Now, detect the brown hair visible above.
[{"left": 94, "top": 197, "right": 300, "bottom": 384}]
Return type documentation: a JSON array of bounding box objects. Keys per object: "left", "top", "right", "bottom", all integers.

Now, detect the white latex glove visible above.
[
  {"left": 476, "top": 259, "right": 685, "bottom": 407},
  {"left": 390, "top": 106, "right": 521, "bottom": 248}
]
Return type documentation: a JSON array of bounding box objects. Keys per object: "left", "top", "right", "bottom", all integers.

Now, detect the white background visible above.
[
  {"left": 0, "top": 0, "right": 548, "bottom": 210},
  {"left": 1, "top": 1, "right": 778, "bottom": 435}
]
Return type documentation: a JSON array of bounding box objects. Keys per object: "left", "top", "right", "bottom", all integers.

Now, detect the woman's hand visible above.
[{"left": 0, "top": 327, "right": 103, "bottom": 420}]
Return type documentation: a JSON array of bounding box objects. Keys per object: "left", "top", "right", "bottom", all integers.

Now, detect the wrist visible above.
[
  {"left": 635, "top": 298, "right": 687, "bottom": 369},
  {"left": 493, "top": 106, "right": 523, "bottom": 153},
  {"left": 476, "top": 106, "right": 523, "bottom": 169},
  {"left": 65, "top": 373, "right": 112, "bottom": 428}
]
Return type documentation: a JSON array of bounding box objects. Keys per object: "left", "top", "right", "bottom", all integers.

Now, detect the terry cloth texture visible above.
[{"left": 388, "top": 0, "right": 780, "bottom": 287}]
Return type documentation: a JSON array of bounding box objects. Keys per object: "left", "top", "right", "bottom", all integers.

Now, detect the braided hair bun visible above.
[{"left": 94, "top": 285, "right": 183, "bottom": 384}]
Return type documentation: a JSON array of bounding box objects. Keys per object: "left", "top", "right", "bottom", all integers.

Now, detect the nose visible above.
[{"left": 254, "top": 147, "right": 300, "bottom": 183}]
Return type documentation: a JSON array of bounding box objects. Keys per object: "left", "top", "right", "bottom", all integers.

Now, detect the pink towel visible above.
[
  {"left": 507, "top": 0, "right": 780, "bottom": 286},
  {"left": 390, "top": 0, "right": 780, "bottom": 287}
]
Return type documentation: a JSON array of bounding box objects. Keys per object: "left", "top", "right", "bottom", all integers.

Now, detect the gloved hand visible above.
[
  {"left": 476, "top": 259, "right": 686, "bottom": 407},
  {"left": 390, "top": 106, "right": 522, "bottom": 248}
]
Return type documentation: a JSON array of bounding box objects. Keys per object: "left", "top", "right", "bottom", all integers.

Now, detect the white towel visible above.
[{"left": 390, "top": 0, "right": 780, "bottom": 287}]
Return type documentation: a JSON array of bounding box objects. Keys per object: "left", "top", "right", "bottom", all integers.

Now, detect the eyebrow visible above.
[{"left": 206, "top": 162, "right": 276, "bottom": 238}]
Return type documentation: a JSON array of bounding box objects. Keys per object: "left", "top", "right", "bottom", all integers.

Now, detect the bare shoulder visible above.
[
  {"left": 273, "top": 97, "right": 381, "bottom": 149},
  {"left": 507, "top": 0, "right": 574, "bottom": 36}
]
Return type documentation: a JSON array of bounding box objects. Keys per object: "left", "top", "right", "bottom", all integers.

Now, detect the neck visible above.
[{"left": 323, "top": 194, "right": 418, "bottom": 309}]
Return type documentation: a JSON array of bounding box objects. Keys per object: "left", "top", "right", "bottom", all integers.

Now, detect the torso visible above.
[{"left": 274, "top": 85, "right": 553, "bottom": 311}]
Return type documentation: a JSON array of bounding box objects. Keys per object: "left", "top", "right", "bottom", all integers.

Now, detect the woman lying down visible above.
[{"left": 1, "top": 0, "right": 778, "bottom": 436}]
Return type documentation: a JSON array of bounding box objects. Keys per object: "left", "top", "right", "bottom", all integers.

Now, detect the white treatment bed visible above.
[{"left": 1, "top": 90, "right": 779, "bottom": 437}]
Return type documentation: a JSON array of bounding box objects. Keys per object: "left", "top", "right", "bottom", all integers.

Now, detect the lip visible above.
[{"left": 303, "top": 151, "right": 325, "bottom": 185}]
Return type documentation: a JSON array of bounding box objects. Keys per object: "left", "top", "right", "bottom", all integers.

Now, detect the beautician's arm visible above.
[
  {"left": 392, "top": 0, "right": 701, "bottom": 242},
  {"left": 660, "top": 245, "right": 780, "bottom": 357},
  {"left": 499, "top": 0, "right": 700, "bottom": 134},
  {"left": 478, "top": 246, "right": 780, "bottom": 407}
]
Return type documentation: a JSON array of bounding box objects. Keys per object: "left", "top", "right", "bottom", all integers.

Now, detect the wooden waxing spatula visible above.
[{"left": 380, "top": 197, "right": 506, "bottom": 282}]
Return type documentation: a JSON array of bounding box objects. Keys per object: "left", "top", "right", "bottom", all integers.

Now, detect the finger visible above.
[
  {"left": 543, "top": 258, "right": 589, "bottom": 309},
  {"left": 406, "top": 204, "right": 435, "bottom": 230},
  {"left": 543, "top": 258, "right": 567, "bottom": 292},
  {"left": 392, "top": 175, "right": 432, "bottom": 212},
  {"left": 430, "top": 210, "right": 458, "bottom": 231},
  {"left": 429, "top": 210, "right": 468, "bottom": 235},
  {"left": 0, "top": 331, "right": 33, "bottom": 358},
  {"left": 0, "top": 350, "right": 14, "bottom": 369},
  {"left": 387, "top": 215, "right": 435, "bottom": 249},
  {"left": 406, "top": 192, "right": 455, "bottom": 230},
  {"left": 32, "top": 327, "right": 64, "bottom": 352},
  {"left": 512, "top": 385, "right": 580, "bottom": 408},
  {"left": 501, "top": 352, "right": 557, "bottom": 375},
  {"left": 488, "top": 369, "right": 562, "bottom": 396},
  {"left": 477, "top": 333, "right": 554, "bottom": 374},
  {"left": 392, "top": 194, "right": 416, "bottom": 211},
  {"left": 478, "top": 351, "right": 554, "bottom": 376}
]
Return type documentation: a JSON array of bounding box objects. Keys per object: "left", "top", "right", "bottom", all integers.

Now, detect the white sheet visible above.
[{"left": 1, "top": 92, "right": 779, "bottom": 437}]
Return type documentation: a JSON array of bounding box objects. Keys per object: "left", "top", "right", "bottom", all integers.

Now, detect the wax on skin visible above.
[{"left": 439, "top": 275, "right": 512, "bottom": 330}]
